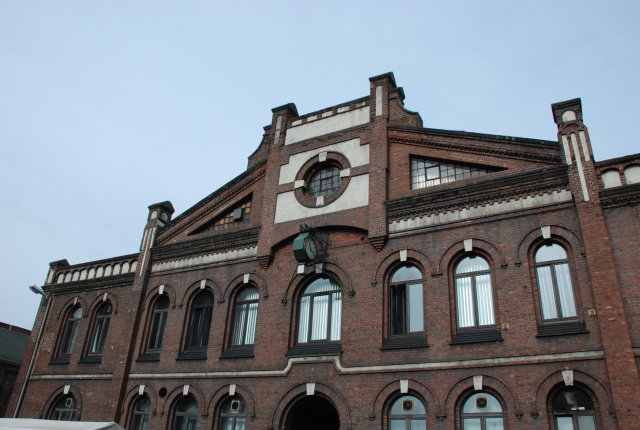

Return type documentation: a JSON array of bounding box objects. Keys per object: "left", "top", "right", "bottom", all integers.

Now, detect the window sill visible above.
[
  {"left": 451, "top": 328, "right": 503, "bottom": 345},
  {"left": 137, "top": 352, "right": 160, "bottom": 362},
  {"left": 78, "top": 355, "right": 102, "bottom": 364},
  {"left": 382, "top": 334, "right": 428, "bottom": 350},
  {"left": 48, "top": 356, "right": 70, "bottom": 365},
  {"left": 177, "top": 350, "right": 207, "bottom": 361},
  {"left": 287, "top": 342, "right": 341, "bottom": 357},
  {"left": 220, "top": 345, "right": 254, "bottom": 359},
  {"left": 537, "top": 321, "right": 588, "bottom": 337}
]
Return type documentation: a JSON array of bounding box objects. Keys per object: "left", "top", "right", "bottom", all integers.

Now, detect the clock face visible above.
[{"left": 304, "top": 237, "right": 318, "bottom": 260}]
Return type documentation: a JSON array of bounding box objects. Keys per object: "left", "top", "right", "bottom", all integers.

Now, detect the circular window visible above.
[
  {"left": 308, "top": 164, "right": 342, "bottom": 198},
  {"left": 294, "top": 152, "right": 351, "bottom": 208}
]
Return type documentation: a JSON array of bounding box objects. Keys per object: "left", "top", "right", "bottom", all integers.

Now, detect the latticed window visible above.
[
  {"left": 411, "top": 157, "right": 490, "bottom": 189},
  {"left": 191, "top": 198, "right": 252, "bottom": 235},
  {"left": 455, "top": 255, "right": 495, "bottom": 328},
  {"left": 308, "top": 165, "right": 342, "bottom": 198}
]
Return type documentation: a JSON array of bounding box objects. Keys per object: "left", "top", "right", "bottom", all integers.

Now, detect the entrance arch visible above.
[{"left": 284, "top": 395, "right": 339, "bottom": 430}]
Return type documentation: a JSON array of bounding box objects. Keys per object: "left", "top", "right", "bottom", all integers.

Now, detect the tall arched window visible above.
[
  {"left": 551, "top": 387, "right": 596, "bottom": 429},
  {"left": 172, "top": 396, "right": 197, "bottom": 430},
  {"left": 455, "top": 255, "right": 495, "bottom": 328},
  {"left": 388, "top": 395, "right": 426, "bottom": 430},
  {"left": 461, "top": 392, "right": 504, "bottom": 430},
  {"left": 219, "top": 396, "right": 246, "bottom": 430},
  {"left": 535, "top": 242, "right": 577, "bottom": 321},
  {"left": 147, "top": 295, "right": 169, "bottom": 352},
  {"left": 129, "top": 395, "right": 151, "bottom": 430},
  {"left": 185, "top": 291, "right": 213, "bottom": 351},
  {"left": 389, "top": 264, "right": 424, "bottom": 336},
  {"left": 88, "top": 302, "right": 112, "bottom": 355},
  {"left": 297, "top": 276, "right": 342, "bottom": 343},
  {"left": 50, "top": 394, "right": 78, "bottom": 421},
  {"left": 231, "top": 286, "right": 259, "bottom": 347},
  {"left": 58, "top": 307, "right": 83, "bottom": 358}
]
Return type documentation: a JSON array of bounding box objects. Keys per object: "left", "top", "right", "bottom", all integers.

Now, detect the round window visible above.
[
  {"left": 294, "top": 152, "right": 352, "bottom": 208},
  {"left": 308, "top": 164, "right": 342, "bottom": 198}
]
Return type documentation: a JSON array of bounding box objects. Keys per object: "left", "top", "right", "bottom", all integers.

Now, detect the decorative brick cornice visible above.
[
  {"left": 369, "top": 235, "right": 387, "bottom": 251},
  {"left": 389, "top": 127, "right": 562, "bottom": 164},
  {"left": 600, "top": 183, "right": 640, "bottom": 208},
  {"left": 45, "top": 273, "right": 135, "bottom": 296},
  {"left": 257, "top": 254, "right": 271, "bottom": 269},
  {"left": 157, "top": 163, "right": 266, "bottom": 244},
  {"left": 152, "top": 227, "right": 260, "bottom": 262},
  {"left": 387, "top": 166, "right": 569, "bottom": 221}
]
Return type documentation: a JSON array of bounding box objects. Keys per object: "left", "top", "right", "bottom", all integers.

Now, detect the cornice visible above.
[
  {"left": 45, "top": 273, "right": 135, "bottom": 296},
  {"left": 600, "top": 183, "right": 640, "bottom": 209},
  {"left": 595, "top": 153, "right": 640, "bottom": 168},
  {"left": 152, "top": 227, "right": 260, "bottom": 262},
  {"left": 389, "top": 127, "right": 561, "bottom": 164},
  {"left": 387, "top": 166, "right": 570, "bottom": 221},
  {"left": 157, "top": 163, "right": 266, "bottom": 244}
]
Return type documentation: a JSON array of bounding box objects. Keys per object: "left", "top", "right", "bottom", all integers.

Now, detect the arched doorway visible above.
[{"left": 284, "top": 395, "right": 339, "bottom": 430}]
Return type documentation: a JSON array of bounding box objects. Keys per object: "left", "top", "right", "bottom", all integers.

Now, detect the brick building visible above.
[
  {"left": 0, "top": 323, "right": 30, "bottom": 417},
  {"left": 8, "top": 73, "right": 640, "bottom": 429}
]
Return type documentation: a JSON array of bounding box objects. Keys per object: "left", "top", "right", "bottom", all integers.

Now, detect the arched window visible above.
[
  {"left": 219, "top": 396, "right": 246, "bottom": 430},
  {"left": 50, "top": 394, "right": 78, "bottom": 421},
  {"left": 185, "top": 291, "right": 213, "bottom": 351},
  {"left": 58, "top": 307, "right": 83, "bottom": 358},
  {"left": 230, "top": 287, "right": 259, "bottom": 347},
  {"left": 551, "top": 387, "right": 596, "bottom": 429},
  {"left": 88, "top": 302, "right": 112, "bottom": 355},
  {"left": 455, "top": 255, "right": 495, "bottom": 328},
  {"left": 308, "top": 164, "right": 342, "bottom": 198},
  {"left": 172, "top": 396, "right": 197, "bottom": 430},
  {"left": 389, "top": 264, "right": 424, "bottom": 336},
  {"left": 147, "top": 295, "right": 170, "bottom": 352},
  {"left": 461, "top": 392, "right": 504, "bottom": 430},
  {"left": 535, "top": 242, "right": 577, "bottom": 321},
  {"left": 388, "top": 395, "right": 426, "bottom": 430},
  {"left": 129, "top": 395, "right": 151, "bottom": 430},
  {"left": 297, "top": 276, "right": 342, "bottom": 343}
]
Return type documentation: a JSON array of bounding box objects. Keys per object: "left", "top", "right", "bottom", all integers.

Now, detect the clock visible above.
[{"left": 293, "top": 232, "right": 319, "bottom": 262}]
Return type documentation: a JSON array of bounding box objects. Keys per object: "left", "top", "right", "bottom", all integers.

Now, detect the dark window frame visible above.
[
  {"left": 388, "top": 264, "right": 425, "bottom": 337},
  {"left": 172, "top": 395, "right": 198, "bottom": 430},
  {"left": 129, "top": 395, "right": 151, "bottom": 430},
  {"left": 454, "top": 254, "right": 496, "bottom": 329},
  {"left": 229, "top": 286, "right": 259, "bottom": 347},
  {"left": 534, "top": 241, "right": 579, "bottom": 323},
  {"left": 184, "top": 291, "right": 214, "bottom": 353},
  {"left": 56, "top": 306, "right": 83, "bottom": 360},
  {"left": 410, "top": 156, "right": 492, "bottom": 190},
  {"left": 87, "top": 302, "right": 112, "bottom": 356},
  {"left": 146, "top": 294, "right": 170, "bottom": 353},
  {"left": 50, "top": 394, "right": 78, "bottom": 421},
  {"left": 387, "top": 394, "right": 427, "bottom": 430},
  {"left": 218, "top": 396, "right": 247, "bottom": 430},
  {"left": 296, "top": 276, "right": 342, "bottom": 345},
  {"left": 460, "top": 391, "right": 505, "bottom": 430},
  {"left": 549, "top": 385, "right": 598, "bottom": 430}
]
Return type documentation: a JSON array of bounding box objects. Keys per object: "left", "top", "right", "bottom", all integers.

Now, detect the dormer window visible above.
[
  {"left": 411, "top": 157, "right": 494, "bottom": 190},
  {"left": 190, "top": 196, "right": 252, "bottom": 235}
]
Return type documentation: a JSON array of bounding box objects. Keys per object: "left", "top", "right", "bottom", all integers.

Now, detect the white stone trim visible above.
[
  {"left": 570, "top": 133, "right": 590, "bottom": 202},
  {"left": 151, "top": 247, "right": 258, "bottom": 273},
  {"left": 473, "top": 375, "right": 483, "bottom": 390},
  {"left": 400, "top": 379, "right": 409, "bottom": 394}
]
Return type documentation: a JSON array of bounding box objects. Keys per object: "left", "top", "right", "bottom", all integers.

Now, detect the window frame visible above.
[
  {"left": 229, "top": 285, "right": 259, "bottom": 347},
  {"left": 54, "top": 306, "right": 83, "bottom": 362},
  {"left": 49, "top": 394, "right": 78, "bottom": 421},
  {"left": 171, "top": 395, "right": 198, "bottom": 430},
  {"left": 454, "top": 254, "right": 496, "bottom": 329},
  {"left": 388, "top": 263, "right": 425, "bottom": 337},
  {"left": 533, "top": 241, "right": 579, "bottom": 323},
  {"left": 410, "top": 156, "right": 492, "bottom": 190},
  {"left": 180, "top": 290, "right": 214, "bottom": 359},
  {"left": 218, "top": 396, "right": 247, "bottom": 430},
  {"left": 459, "top": 391, "right": 505, "bottom": 430},
  {"left": 128, "top": 395, "right": 151, "bottom": 430},
  {"left": 549, "top": 385, "right": 598, "bottom": 430},
  {"left": 146, "top": 294, "right": 170, "bottom": 353},
  {"left": 294, "top": 152, "right": 351, "bottom": 208},
  {"left": 387, "top": 393, "right": 427, "bottom": 430},
  {"left": 86, "top": 301, "right": 112, "bottom": 356}
]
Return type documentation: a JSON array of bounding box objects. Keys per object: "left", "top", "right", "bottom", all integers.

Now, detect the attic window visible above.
[
  {"left": 190, "top": 197, "right": 252, "bottom": 235},
  {"left": 411, "top": 157, "right": 494, "bottom": 190}
]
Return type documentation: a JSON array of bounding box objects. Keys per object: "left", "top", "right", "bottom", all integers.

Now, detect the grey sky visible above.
[{"left": 1, "top": 1, "right": 638, "bottom": 329}]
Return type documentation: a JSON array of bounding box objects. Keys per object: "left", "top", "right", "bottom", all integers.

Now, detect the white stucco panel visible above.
[
  {"left": 284, "top": 107, "right": 370, "bottom": 145},
  {"left": 274, "top": 175, "right": 369, "bottom": 223},
  {"left": 279, "top": 138, "right": 369, "bottom": 185}
]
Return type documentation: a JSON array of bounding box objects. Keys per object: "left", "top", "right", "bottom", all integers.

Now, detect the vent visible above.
[
  {"left": 65, "top": 397, "right": 73, "bottom": 407},
  {"left": 230, "top": 399, "right": 241, "bottom": 411},
  {"left": 476, "top": 396, "right": 488, "bottom": 409},
  {"left": 233, "top": 208, "right": 244, "bottom": 221},
  {"left": 402, "top": 399, "right": 413, "bottom": 411}
]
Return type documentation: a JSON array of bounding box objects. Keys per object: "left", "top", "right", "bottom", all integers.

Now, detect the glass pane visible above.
[
  {"left": 408, "top": 282, "right": 424, "bottom": 332},
  {"left": 555, "top": 264, "right": 577, "bottom": 318},
  {"left": 298, "top": 296, "right": 310, "bottom": 343},
  {"left": 391, "top": 265, "right": 422, "bottom": 283},
  {"left": 537, "top": 266, "right": 558, "bottom": 319},
  {"left": 220, "top": 417, "right": 234, "bottom": 430},
  {"left": 462, "top": 393, "right": 502, "bottom": 413},
  {"left": 331, "top": 292, "right": 341, "bottom": 341},
  {"left": 156, "top": 295, "right": 170, "bottom": 309},
  {"left": 311, "top": 294, "right": 329, "bottom": 340},
  {"left": 245, "top": 301, "right": 258, "bottom": 344},
  {"left": 410, "top": 419, "right": 426, "bottom": 430},
  {"left": 237, "top": 287, "right": 259, "bottom": 302},
  {"left": 305, "top": 277, "right": 339, "bottom": 294},
  {"left": 390, "top": 395, "right": 425, "bottom": 415},
  {"left": 485, "top": 418, "right": 504, "bottom": 430},
  {"left": 389, "top": 419, "right": 405, "bottom": 430},
  {"left": 231, "top": 304, "right": 247, "bottom": 345},
  {"left": 535, "top": 243, "right": 567, "bottom": 263},
  {"left": 475, "top": 274, "right": 495, "bottom": 326},
  {"left": 577, "top": 415, "right": 596, "bottom": 430},
  {"left": 456, "top": 256, "right": 489, "bottom": 274},
  {"left": 456, "top": 276, "right": 475, "bottom": 327},
  {"left": 556, "top": 416, "right": 574, "bottom": 430},
  {"left": 552, "top": 388, "right": 594, "bottom": 412},
  {"left": 463, "top": 418, "right": 481, "bottom": 430}
]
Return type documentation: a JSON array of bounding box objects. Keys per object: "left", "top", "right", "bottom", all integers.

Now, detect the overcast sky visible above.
[{"left": 1, "top": 1, "right": 638, "bottom": 329}]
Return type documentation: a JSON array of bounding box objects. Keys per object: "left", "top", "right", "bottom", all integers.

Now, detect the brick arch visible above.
[
  {"left": 55, "top": 296, "right": 88, "bottom": 320},
  {"left": 224, "top": 272, "right": 269, "bottom": 301},
  {"left": 120, "top": 384, "right": 159, "bottom": 422},
  {"left": 270, "top": 383, "right": 352, "bottom": 430},
  {"left": 437, "top": 238, "right": 507, "bottom": 273},
  {"left": 281, "top": 261, "right": 354, "bottom": 304},
  {"left": 42, "top": 384, "right": 83, "bottom": 420},
  {"left": 178, "top": 278, "right": 221, "bottom": 307},
  {"left": 369, "top": 378, "right": 440, "bottom": 421},
  {"left": 532, "top": 369, "right": 613, "bottom": 418},
  {"left": 144, "top": 284, "right": 177, "bottom": 310},
  {"left": 160, "top": 384, "right": 206, "bottom": 417},
  {"left": 87, "top": 292, "right": 118, "bottom": 315},
  {"left": 516, "top": 225, "right": 584, "bottom": 266},
  {"left": 371, "top": 248, "right": 436, "bottom": 287},
  {"left": 444, "top": 375, "right": 520, "bottom": 420},
  {"left": 206, "top": 383, "right": 256, "bottom": 418}
]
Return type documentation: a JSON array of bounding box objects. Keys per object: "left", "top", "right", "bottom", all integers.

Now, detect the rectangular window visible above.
[{"left": 411, "top": 157, "right": 492, "bottom": 190}]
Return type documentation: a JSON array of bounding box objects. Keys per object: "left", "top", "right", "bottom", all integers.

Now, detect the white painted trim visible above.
[
  {"left": 376, "top": 86, "right": 383, "bottom": 116},
  {"left": 183, "top": 384, "right": 189, "bottom": 395},
  {"left": 306, "top": 382, "right": 315, "bottom": 396},
  {"left": 473, "top": 375, "right": 483, "bottom": 390},
  {"left": 399, "top": 250, "right": 407, "bottom": 262},
  {"left": 541, "top": 226, "right": 551, "bottom": 239},
  {"left": 561, "top": 135, "right": 572, "bottom": 165},
  {"left": 562, "top": 369, "right": 574, "bottom": 386},
  {"left": 570, "top": 134, "right": 590, "bottom": 201},
  {"left": 464, "top": 239, "right": 473, "bottom": 252},
  {"left": 400, "top": 379, "right": 409, "bottom": 394},
  {"left": 243, "top": 273, "right": 250, "bottom": 284},
  {"left": 579, "top": 131, "right": 590, "bottom": 161},
  {"left": 151, "top": 246, "right": 258, "bottom": 273},
  {"left": 30, "top": 374, "right": 114, "bottom": 380},
  {"left": 63, "top": 385, "right": 70, "bottom": 394},
  {"left": 229, "top": 384, "right": 236, "bottom": 396},
  {"left": 138, "top": 385, "right": 145, "bottom": 395}
]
